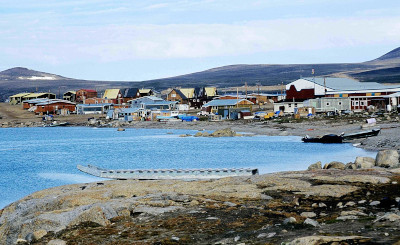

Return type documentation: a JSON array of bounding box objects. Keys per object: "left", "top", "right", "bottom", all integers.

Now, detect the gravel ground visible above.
[
  {"left": 2, "top": 103, "right": 400, "bottom": 152},
  {"left": 121, "top": 118, "right": 400, "bottom": 152}
]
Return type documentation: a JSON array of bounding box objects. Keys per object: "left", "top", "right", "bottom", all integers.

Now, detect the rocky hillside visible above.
[{"left": 1, "top": 150, "right": 400, "bottom": 244}]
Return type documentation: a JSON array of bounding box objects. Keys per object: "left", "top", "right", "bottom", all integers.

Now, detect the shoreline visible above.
[{"left": 1, "top": 118, "right": 400, "bottom": 152}]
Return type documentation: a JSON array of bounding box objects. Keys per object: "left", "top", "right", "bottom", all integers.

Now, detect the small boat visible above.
[
  {"left": 77, "top": 164, "right": 259, "bottom": 180},
  {"left": 342, "top": 128, "right": 380, "bottom": 140},
  {"left": 45, "top": 122, "right": 69, "bottom": 127},
  {"left": 302, "top": 134, "right": 343, "bottom": 143}
]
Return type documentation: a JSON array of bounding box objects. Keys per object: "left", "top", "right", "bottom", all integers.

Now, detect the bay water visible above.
[{"left": 0, "top": 127, "right": 376, "bottom": 208}]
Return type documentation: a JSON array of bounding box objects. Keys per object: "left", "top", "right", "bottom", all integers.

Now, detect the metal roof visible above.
[
  {"left": 24, "top": 98, "right": 51, "bottom": 104},
  {"left": 174, "top": 89, "right": 188, "bottom": 100},
  {"left": 302, "top": 77, "right": 400, "bottom": 91},
  {"left": 122, "top": 88, "right": 139, "bottom": 98},
  {"left": 203, "top": 99, "right": 254, "bottom": 107},
  {"left": 77, "top": 103, "right": 113, "bottom": 107},
  {"left": 118, "top": 108, "right": 141, "bottom": 113},
  {"left": 64, "top": 91, "right": 76, "bottom": 94},
  {"left": 205, "top": 87, "right": 217, "bottom": 97},
  {"left": 36, "top": 100, "right": 76, "bottom": 106},
  {"left": 385, "top": 92, "right": 400, "bottom": 98},
  {"left": 146, "top": 101, "right": 177, "bottom": 106},
  {"left": 23, "top": 92, "right": 55, "bottom": 98},
  {"left": 144, "top": 96, "right": 163, "bottom": 101},
  {"left": 103, "top": 89, "right": 121, "bottom": 99},
  {"left": 78, "top": 89, "right": 96, "bottom": 93},
  {"left": 10, "top": 93, "right": 31, "bottom": 98},
  {"left": 139, "top": 89, "right": 152, "bottom": 94},
  {"left": 179, "top": 88, "right": 195, "bottom": 99}
]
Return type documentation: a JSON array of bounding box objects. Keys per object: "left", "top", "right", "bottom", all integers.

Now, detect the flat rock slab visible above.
[
  {"left": 1, "top": 168, "right": 399, "bottom": 245},
  {"left": 288, "top": 236, "right": 372, "bottom": 245}
]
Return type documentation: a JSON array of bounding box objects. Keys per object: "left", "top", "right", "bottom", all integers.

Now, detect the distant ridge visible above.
[{"left": 0, "top": 47, "right": 400, "bottom": 101}]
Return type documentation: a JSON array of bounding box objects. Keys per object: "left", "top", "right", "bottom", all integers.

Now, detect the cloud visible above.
[
  {"left": 2, "top": 16, "right": 400, "bottom": 64},
  {"left": 143, "top": 3, "right": 170, "bottom": 10}
]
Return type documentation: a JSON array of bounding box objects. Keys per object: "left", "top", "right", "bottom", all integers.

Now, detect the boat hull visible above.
[
  {"left": 302, "top": 134, "right": 343, "bottom": 143},
  {"left": 77, "top": 164, "right": 259, "bottom": 180},
  {"left": 342, "top": 129, "right": 380, "bottom": 140}
]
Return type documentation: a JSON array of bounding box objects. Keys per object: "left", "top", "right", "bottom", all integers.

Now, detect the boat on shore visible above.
[
  {"left": 302, "top": 134, "right": 343, "bottom": 143},
  {"left": 342, "top": 128, "right": 380, "bottom": 140},
  {"left": 44, "top": 121, "right": 69, "bottom": 127},
  {"left": 302, "top": 128, "right": 381, "bottom": 143},
  {"left": 77, "top": 164, "right": 259, "bottom": 180}
]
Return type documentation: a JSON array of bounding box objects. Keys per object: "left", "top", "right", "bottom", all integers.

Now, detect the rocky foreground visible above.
[{"left": 1, "top": 156, "right": 400, "bottom": 244}]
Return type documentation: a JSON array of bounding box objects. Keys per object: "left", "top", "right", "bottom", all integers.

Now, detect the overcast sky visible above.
[{"left": 1, "top": 0, "right": 400, "bottom": 81}]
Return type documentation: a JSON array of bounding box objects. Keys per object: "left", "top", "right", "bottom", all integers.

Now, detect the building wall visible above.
[
  {"left": 76, "top": 90, "right": 98, "bottom": 102},
  {"left": 167, "top": 89, "right": 186, "bottom": 102},
  {"left": 273, "top": 102, "right": 304, "bottom": 114},
  {"left": 286, "top": 85, "right": 316, "bottom": 100},
  {"left": 305, "top": 97, "right": 351, "bottom": 112},
  {"left": 325, "top": 92, "right": 394, "bottom": 111},
  {"left": 84, "top": 98, "right": 113, "bottom": 104},
  {"left": 35, "top": 103, "right": 76, "bottom": 114},
  {"left": 286, "top": 79, "right": 328, "bottom": 98}
]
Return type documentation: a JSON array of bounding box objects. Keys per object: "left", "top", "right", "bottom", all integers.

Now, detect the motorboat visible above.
[
  {"left": 342, "top": 128, "right": 380, "bottom": 140},
  {"left": 302, "top": 134, "right": 343, "bottom": 143}
]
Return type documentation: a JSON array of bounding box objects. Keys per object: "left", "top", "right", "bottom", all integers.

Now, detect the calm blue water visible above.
[{"left": 0, "top": 127, "right": 376, "bottom": 208}]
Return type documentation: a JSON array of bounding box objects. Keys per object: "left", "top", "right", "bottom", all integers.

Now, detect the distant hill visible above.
[
  {"left": 1, "top": 47, "right": 400, "bottom": 101},
  {"left": 374, "top": 47, "right": 400, "bottom": 61},
  {"left": 0, "top": 68, "right": 133, "bottom": 102},
  {"left": 141, "top": 47, "right": 400, "bottom": 88},
  {"left": 0, "top": 67, "right": 69, "bottom": 81}
]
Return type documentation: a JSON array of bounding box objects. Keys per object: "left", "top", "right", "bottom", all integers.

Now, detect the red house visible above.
[
  {"left": 34, "top": 100, "right": 76, "bottom": 114},
  {"left": 76, "top": 89, "right": 97, "bottom": 102}
]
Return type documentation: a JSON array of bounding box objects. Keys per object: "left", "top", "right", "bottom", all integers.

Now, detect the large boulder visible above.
[
  {"left": 308, "top": 161, "right": 322, "bottom": 170},
  {"left": 345, "top": 162, "right": 357, "bottom": 170},
  {"left": 210, "top": 128, "right": 236, "bottom": 137},
  {"left": 375, "top": 150, "right": 399, "bottom": 168},
  {"left": 355, "top": 157, "right": 375, "bottom": 169},
  {"left": 323, "top": 161, "right": 345, "bottom": 170}
]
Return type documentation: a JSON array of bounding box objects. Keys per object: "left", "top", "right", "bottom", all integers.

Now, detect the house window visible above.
[
  {"left": 360, "top": 101, "right": 365, "bottom": 106},
  {"left": 355, "top": 101, "right": 359, "bottom": 106},
  {"left": 338, "top": 102, "right": 342, "bottom": 106},
  {"left": 288, "top": 104, "right": 292, "bottom": 108},
  {"left": 294, "top": 103, "right": 298, "bottom": 107},
  {"left": 171, "top": 94, "right": 176, "bottom": 98},
  {"left": 326, "top": 102, "right": 330, "bottom": 106}
]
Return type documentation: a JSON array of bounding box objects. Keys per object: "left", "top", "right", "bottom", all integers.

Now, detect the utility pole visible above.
[
  {"left": 245, "top": 82, "right": 248, "bottom": 100},
  {"left": 236, "top": 87, "right": 239, "bottom": 108}
]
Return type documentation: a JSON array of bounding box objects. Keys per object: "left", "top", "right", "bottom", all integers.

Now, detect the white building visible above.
[{"left": 286, "top": 77, "right": 400, "bottom": 111}]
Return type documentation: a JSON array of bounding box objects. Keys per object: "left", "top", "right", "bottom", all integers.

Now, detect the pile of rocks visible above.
[
  {"left": 180, "top": 128, "right": 249, "bottom": 137},
  {"left": 308, "top": 149, "right": 399, "bottom": 170},
  {"left": 1, "top": 121, "right": 44, "bottom": 128}
]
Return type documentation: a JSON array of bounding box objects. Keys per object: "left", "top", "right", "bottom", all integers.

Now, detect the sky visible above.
[{"left": 1, "top": 0, "right": 400, "bottom": 81}]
